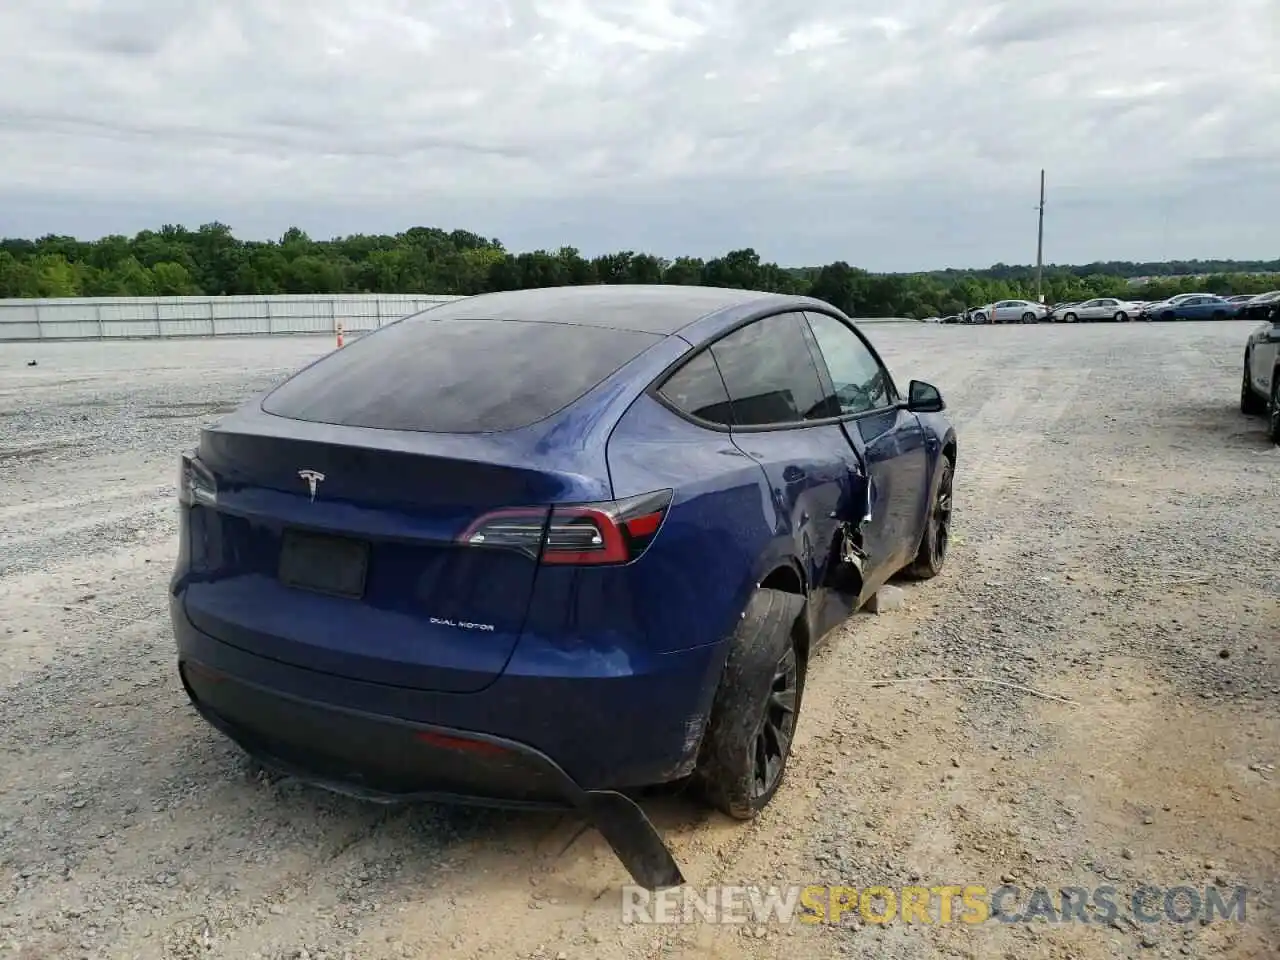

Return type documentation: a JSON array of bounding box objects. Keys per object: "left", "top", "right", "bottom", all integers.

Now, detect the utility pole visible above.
[{"left": 1035, "top": 169, "right": 1045, "bottom": 303}]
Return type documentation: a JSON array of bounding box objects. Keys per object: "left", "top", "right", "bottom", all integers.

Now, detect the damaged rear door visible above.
[
  {"left": 700, "top": 310, "right": 865, "bottom": 643},
  {"left": 798, "top": 310, "right": 931, "bottom": 638}
]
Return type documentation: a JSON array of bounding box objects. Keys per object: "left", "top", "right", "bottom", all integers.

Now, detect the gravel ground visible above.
[{"left": 1, "top": 323, "right": 1277, "bottom": 960}]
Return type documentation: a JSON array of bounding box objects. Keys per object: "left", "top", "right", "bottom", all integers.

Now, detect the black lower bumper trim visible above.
[{"left": 180, "top": 660, "right": 685, "bottom": 890}]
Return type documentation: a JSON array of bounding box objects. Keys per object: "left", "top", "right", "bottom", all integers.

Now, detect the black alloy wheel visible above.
[
  {"left": 931, "top": 458, "right": 954, "bottom": 564},
  {"left": 926, "top": 455, "right": 957, "bottom": 563},
  {"left": 903, "top": 455, "right": 954, "bottom": 579},
  {"left": 750, "top": 646, "right": 798, "bottom": 799}
]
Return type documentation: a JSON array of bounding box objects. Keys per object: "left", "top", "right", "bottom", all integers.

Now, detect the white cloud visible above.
[
  {"left": 777, "top": 22, "right": 845, "bottom": 54},
  {"left": 0, "top": 0, "right": 1276, "bottom": 268}
]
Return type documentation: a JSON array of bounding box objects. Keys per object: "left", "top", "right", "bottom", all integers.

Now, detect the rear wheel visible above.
[
  {"left": 903, "top": 454, "right": 954, "bottom": 580},
  {"left": 696, "top": 588, "right": 805, "bottom": 819},
  {"left": 1241, "top": 354, "right": 1265, "bottom": 415},
  {"left": 1269, "top": 380, "right": 1280, "bottom": 445}
]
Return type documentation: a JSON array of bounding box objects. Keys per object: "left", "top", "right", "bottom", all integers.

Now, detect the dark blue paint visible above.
[
  {"left": 850, "top": 406, "right": 932, "bottom": 577},
  {"left": 171, "top": 289, "right": 955, "bottom": 791}
]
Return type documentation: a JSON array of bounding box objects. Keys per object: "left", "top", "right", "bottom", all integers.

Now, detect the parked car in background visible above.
[
  {"left": 1240, "top": 296, "right": 1280, "bottom": 443},
  {"left": 1239, "top": 291, "right": 1280, "bottom": 321},
  {"left": 1225, "top": 294, "right": 1257, "bottom": 305},
  {"left": 168, "top": 284, "right": 959, "bottom": 888},
  {"left": 1051, "top": 297, "right": 1141, "bottom": 323},
  {"left": 1138, "top": 293, "right": 1209, "bottom": 318},
  {"left": 1144, "top": 294, "right": 1241, "bottom": 321},
  {"left": 969, "top": 300, "right": 1050, "bottom": 324}
]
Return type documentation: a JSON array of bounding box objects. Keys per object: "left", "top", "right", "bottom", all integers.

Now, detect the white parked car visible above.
[
  {"left": 969, "top": 299, "right": 1051, "bottom": 324},
  {"left": 1051, "top": 297, "right": 1141, "bottom": 322}
]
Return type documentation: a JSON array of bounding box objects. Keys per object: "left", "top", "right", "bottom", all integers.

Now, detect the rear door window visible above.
[
  {"left": 262, "top": 317, "right": 662, "bottom": 433},
  {"left": 708, "top": 312, "right": 829, "bottom": 426},
  {"left": 657, "top": 350, "right": 735, "bottom": 425}
]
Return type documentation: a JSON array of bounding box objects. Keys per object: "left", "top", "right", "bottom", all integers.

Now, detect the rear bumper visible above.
[
  {"left": 178, "top": 655, "right": 688, "bottom": 889},
  {"left": 181, "top": 659, "right": 576, "bottom": 808},
  {"left": 171, "top": 594, "right": 725, "bottom": 791}
]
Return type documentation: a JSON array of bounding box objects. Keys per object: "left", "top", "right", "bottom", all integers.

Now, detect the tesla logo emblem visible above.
[{"left": 298, "top": 469, "right": 325, "bottom": 501}]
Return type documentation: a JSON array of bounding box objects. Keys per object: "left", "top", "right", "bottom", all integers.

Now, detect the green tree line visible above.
[{"left": 1, "top": 223, "right": 1277, "bottom": 319}]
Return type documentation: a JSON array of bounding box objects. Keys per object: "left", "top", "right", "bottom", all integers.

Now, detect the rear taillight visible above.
[
  {"left": 178, "top": 452, "right": 217, "bottom": 506},
  {"left": 458, "top": 489, "right": 672, "bottom": 566}
]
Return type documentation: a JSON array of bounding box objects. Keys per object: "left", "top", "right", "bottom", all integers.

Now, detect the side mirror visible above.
[{"left": 907, "top": 380, "right": 945, "bottom": 413}]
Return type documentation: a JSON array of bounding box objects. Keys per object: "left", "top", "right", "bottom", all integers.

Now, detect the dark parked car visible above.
[
  {"left": 1241, "top": 297, "right": 1280, "bottom": 443},
  {"left": 1138, "top": 293, "right": 1210, "bottom": 319},
  {"left": 170, "top": 285, "right": 958, "bottom": 887},
  {"left": 1146, "top": 295, "right": 1241, "bottom": 321},
  {"left": 1239, "top": 291, "right": 1280, "bottom": 321}
]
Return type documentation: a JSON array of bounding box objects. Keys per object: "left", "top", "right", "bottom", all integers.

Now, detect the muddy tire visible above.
[
  {"left": 695, "top": 588, "right": 805, "bottom": 820},
  {"left": 1241, "top": 354, "right": 1265, "bottom": 415},
  {"left": 902, "top": 454, "right": 954, "bottom": 580},
  {"left": 1269, "top": 380, "right": 1280, "bottom": 445}
]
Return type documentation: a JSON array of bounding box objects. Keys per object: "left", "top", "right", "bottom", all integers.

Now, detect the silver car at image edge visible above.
[{"left": 1240, "top": 298, "right": 1280, "bottom": 443}]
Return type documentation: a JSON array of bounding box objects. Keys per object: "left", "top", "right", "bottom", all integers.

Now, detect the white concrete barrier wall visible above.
[
  {"left": 0, "top": 294, "right": 914, "bottom": 342},
  {"left": 0, "top": 294, "right": 465, "bottom": 341}
]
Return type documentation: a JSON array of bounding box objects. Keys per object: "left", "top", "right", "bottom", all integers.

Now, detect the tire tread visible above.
[{"left": 695, "top": 588, "right": 804, "bottom": 820}]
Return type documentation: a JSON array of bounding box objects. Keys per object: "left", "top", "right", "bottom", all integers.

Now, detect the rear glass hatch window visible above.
[{"left": 261, "top": 317, "right": 662, "bottom": 433}]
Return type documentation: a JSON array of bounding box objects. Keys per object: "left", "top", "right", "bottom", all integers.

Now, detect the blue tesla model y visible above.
[{"left": 170, "top": 284, "right": 957, "bottom": 887}]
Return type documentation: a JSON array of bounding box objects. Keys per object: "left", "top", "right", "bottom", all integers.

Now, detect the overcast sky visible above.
[{"left": 1, "top": 0, "right": 1276, "bottom": 270}]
